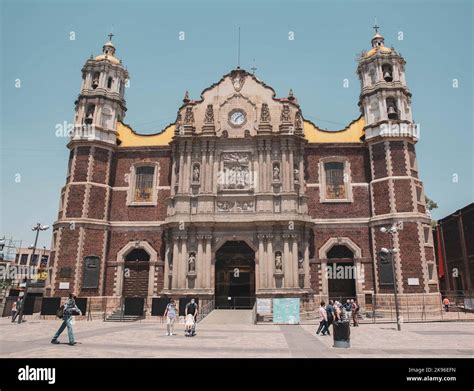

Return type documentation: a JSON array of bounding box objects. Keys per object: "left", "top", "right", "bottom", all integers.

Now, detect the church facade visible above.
[{"left": 49, "top": 30, "right": 440, "bottom": 312}]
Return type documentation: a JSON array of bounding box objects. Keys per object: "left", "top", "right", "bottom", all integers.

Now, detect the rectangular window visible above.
[
  {"left": 82, "top": 256, "right": 100, "bottom": 289},
  {"left": 20, "top": 254, "right": 28, "bottom": 265},
  {"left": 324, "top": 162, "right": 346, "bottom": 199},
  {"left": 30, "top": 254, "right": 39, "bottom": 266},
  {"left": 423, "top": 226, "right": 431, "bottom": 244},
  {"left": 427, "top": 263, "right": 436, "bottom": 282},
  {"left": 134, "top": 166, "right": 155, "bottom": 202}
]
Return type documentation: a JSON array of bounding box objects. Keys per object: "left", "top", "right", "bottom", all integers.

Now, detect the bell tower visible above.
[
  {"left": 72, "top": 34, "right": 129, "bottom": 144},
  {"left": 357, "top": 24, "right": 438, "bottom": 298}
]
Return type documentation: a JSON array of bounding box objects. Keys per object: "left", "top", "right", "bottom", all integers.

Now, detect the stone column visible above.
[
  {"left": 164, "top": 243, "right": 170, "bottom": 290},
  {"left": 266, "top": 236, "right": 273, "bottom": 288},
  {"left": 185, "top": 150, "right": 192, "bottom": 190},
  {"left": 265, "top": 144, "right": 271, "bottom": 192},
  {"left": 115, "top": 262, "right": 124, "bottom": 296},
  {"left": 281, "top": 145, "right": 287, "bottom": 192},
  {"left": 196, "top": 236, "right": 204, "bottom": 288},
  {"left": 208, "top": 149, "right": 214, "bottom": 193},
  {"left": 179, "top": 236, "right": 188, "bottom": 289},
  {"left": 172, "top": 239, "right": 179, "bottom": 289},
  {"left": 283, "top": 235, "right": 291, "bottom": 288},
  {"left": 257, "top": 146, "right": 263, "bottom": 193},
  {"left": 170, "top": 155, "right": 177, "bottom": 196},
  {"left": 205, "top": 236, "right": 212, "bottom": 289},
  {"left": 201, "top": 148, "right": 206, "bottom": 192},
  {"left": 148, "top": 262, "right": 155, "bottom": 297},
  {"left": 303, "top": 238, "right": 310, "bottom": 288},
  {"left": 258, "top": 235, "right": 265, "bottom": 290},
  {"left": 178, "top": 149, "right": 184, "bottom": 194},
  {"left": 289, "top": 147, "right": 295, "bottom": 191},
  {"left": 321, "top": 259, "right": 328, "bottom": 296},
  {"left": 291, "top": 235, "right": 299, "bottom": 288}
]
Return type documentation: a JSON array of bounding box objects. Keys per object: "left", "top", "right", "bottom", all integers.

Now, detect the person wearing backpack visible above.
[
  {"left": 51, "top": 293, "right": 82, "bottom": 346},
  {"left": 351, "top": 299, "right": 360, "bottom": 327}
]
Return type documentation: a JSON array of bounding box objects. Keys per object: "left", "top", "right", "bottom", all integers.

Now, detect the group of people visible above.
[
  {"left": 316, "top": 299, "right": 360, "bottom": 336},
  {"left": 45, "top": 295, "right": 200, "bottom": 345},
  {"left": 163, "top": 298, "right": 198, "bottom": 337}
]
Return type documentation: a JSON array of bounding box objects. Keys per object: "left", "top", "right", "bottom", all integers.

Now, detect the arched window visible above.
[
  {"left": 92, "top": 72, "right": 100, "bottom": 89},
  {"left": 386, "top": 97, "right": 399, "bottom": 120},
  {"left": 382, "top": 64, "right": 393, "bottom": 82},
  {"left": 133, "top": 166, "right": 155, "bottom": 203},
  {"left": 369, "top": 68, "right": 376, "bottom": 85},
  {"left": 107, "top": 76, "right": 113, "bottom": 89}
]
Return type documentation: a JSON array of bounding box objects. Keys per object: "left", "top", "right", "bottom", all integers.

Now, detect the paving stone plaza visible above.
[{"left": 1, "top": 312, "right": 472, "bottom": 359}]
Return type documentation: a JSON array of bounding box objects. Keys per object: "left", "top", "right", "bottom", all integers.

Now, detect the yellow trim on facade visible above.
[
  {"left": 117, "top": 122, "right": 175, "bottom": 147},
  {"left": 116, "top": 116, "right": 365, "bottom": 147},
  {"left": 303, "top": 116, "right": 365, "bottom": 144}
]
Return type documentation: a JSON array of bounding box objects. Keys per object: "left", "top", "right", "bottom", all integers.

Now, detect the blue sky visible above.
[{"left": 1, "top": 0, "right": 473, "bottom": 248}]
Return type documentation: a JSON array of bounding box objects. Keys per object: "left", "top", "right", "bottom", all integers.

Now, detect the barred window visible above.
[
  {"left": 134, "top": 166, "right": 155, "bottom": 202},
  {"left": 324, "top": 162, "right": 346, "bottom": 199}
]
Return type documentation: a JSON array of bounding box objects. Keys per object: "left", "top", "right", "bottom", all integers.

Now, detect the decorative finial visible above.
[
  {"left": 373, "top": 17, "right": 380, "bottom": 34},
  {"left": 251, "top": 59, "right": 257, "bottom": 75},
  {"left": 288, "top": 89, "right": 295, "bottom": 100},
  {"left": 108, "top": 32, "right": 114, "bottom": 41},
  {"left": 183, "top": 90, "right": 190, "bottom": 103}
]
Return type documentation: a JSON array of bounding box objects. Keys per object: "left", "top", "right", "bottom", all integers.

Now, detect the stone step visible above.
[{"left": 199, "top": 309, "right": 253, "bottom": 325}]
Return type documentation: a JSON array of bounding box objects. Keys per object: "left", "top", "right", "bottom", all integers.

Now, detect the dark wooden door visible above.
[{"left": 123, "top": 262, "right": 149, "bottom": 297}]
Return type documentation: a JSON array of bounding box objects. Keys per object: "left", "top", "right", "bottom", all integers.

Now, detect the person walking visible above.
[
  {"left": 443, "top": 297, "right": 450, "bottom": 312},
  {"left": 163, "top": 299, "right": 177, "bottom": 336},
  {"left": 11, "top": 299, "right": 18, "bottom": 323},
  {"left": 51, "top": 293, "right": 81, "bottom": 346},
  {"left": 12, "top": 297, "right": 22, "bottom": 323},
  {"left": 185, "top": 299, "right": 198, "bottom": 336},
  {"left": 316, "top": 301, "right": 328, "bottom": 335},
  {"left": 351, "top": 299, "right": 360, "bottom": 327},
  {"left": 323, "top": 300, "right": 335, "bottom": 336}
]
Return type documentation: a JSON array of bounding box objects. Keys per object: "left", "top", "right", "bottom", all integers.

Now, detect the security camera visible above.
[
  {"left": 380, "top": 227, "right": 387, "bottom": 233},
  {"left": 381, "top": 247, "right": 390, "bottom": 254}
]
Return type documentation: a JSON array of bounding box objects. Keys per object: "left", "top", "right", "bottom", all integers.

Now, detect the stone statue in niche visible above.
[
  {"left": 260, "top": 103, "right": 271, "bottom": 122},
  {"left": 275, "top": 252, "right": 283, "bottom": 272},
  {"left": 192, "top": 164, "right": 200, "bottom": 182},
  {"left": 273, "top": 163, "right": 280, "bottom": 181},
  {"left": 204, "top": 104, "right": 214, "bottom": 124},
  {"left": 294, "top": 163, "right": 299, "bottom": 182},
  {"left": 188, "top": 252, "right": 196, "bottom": 273},
  {"left": 298, "top": 254, "right": 304, "bottom": 270}
]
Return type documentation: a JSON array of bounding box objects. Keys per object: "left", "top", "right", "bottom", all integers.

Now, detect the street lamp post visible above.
[
  {"left": 17, "top": 223, "right": 49, "bottom": 323},
  {"left": 380, "top": 225, "right": 402, "bottom": 331}
]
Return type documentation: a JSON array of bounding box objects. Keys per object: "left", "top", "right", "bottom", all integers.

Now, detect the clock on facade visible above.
[{"left": 229, "top": 110, "right": 246, "bottom": 127}]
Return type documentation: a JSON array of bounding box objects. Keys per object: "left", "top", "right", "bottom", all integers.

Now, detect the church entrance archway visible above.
[
  {"left": 123, "top": 248, "right": 150, "bottom": 298},
  {"left": 215, "top": 241, "right": 255, "bottom": 309},
  {"left": 327, "top": 245, "right": 356, "bottom": 301}
]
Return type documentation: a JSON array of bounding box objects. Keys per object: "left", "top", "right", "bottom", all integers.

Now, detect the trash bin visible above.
[{"left": 333, "top": 320, "right": 350, "bottom": 348}]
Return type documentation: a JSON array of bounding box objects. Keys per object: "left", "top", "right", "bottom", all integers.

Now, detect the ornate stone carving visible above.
[
  {"left": 222, "top": 130, "right": 228, "bottom": 138},
  {"left": 298, "top": 252, "right": 304, "bottom": 270},
  {"left": 281, "top": 104, "right": 291, "bottom": 123},
  {"left": 260, "top": 103, "right": 271, "bottom": 122},
  {"left": 216, "top": 199, "right": 255, "bottom": 212},
  {"left": 295, "top": 111, "right": 302, "bottom": 129},
  {"left": 231, "top": 69, "right": 245, "bottom": 92},
  {"left": 204, "top": 104, "right": 214, "bottom": 124},
  {"left": 184, "top": 106, "right": 194, "bottom": 125},
  {"left": 220, "top": 152, "right": 251, "bottom": 190}
]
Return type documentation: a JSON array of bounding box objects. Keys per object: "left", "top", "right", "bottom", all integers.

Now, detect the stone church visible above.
[{"left": 49, "top": 29, "right": 440, "bottom": 313}]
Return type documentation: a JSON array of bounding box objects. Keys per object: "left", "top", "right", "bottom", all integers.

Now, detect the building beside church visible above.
[{"left": 49, "top": 28, "right": 440, "bottom": 313}]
